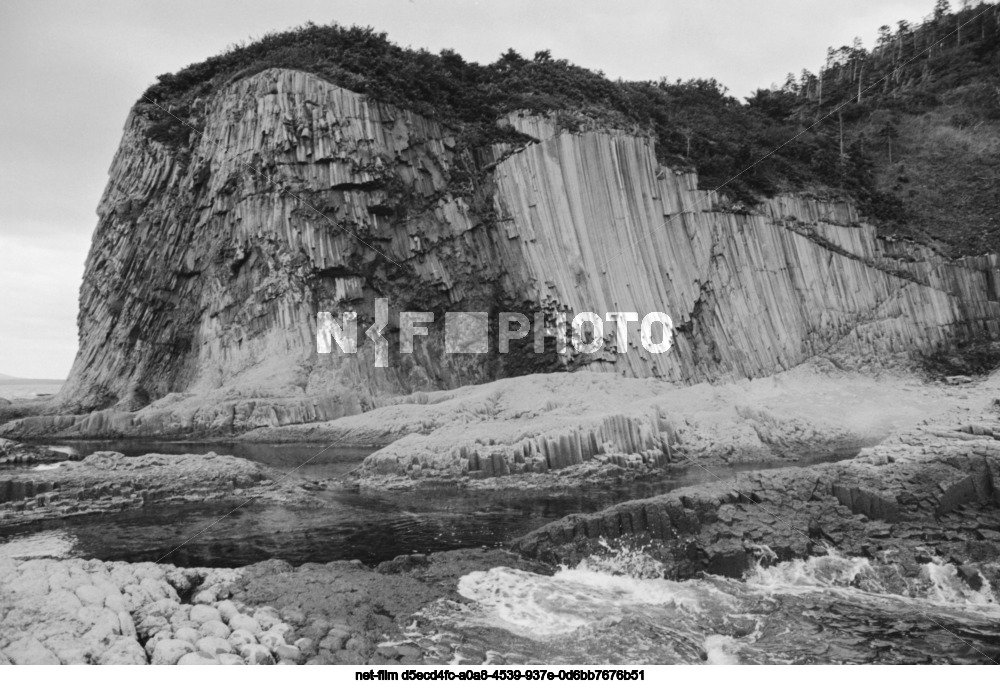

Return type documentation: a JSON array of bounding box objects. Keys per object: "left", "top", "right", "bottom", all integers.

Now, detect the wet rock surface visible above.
[
  {"left": 513, "top": 416, "right": 1000, "bottom": 586},
  {"left": 0, "top": 438, "right": 80, "bottom": 467},
  {"left": 0, "top": 449, "right": 319, "bottom": 526}
]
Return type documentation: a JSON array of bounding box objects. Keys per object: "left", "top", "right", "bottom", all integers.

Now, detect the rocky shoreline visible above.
[
  {"left": 514, "top": 424, "right": 1000, "bottom": 588},
  {"left": 0, "top": 450, "right": 322, "bottom": 526},
  {"left": 2, "top": 368, "right": 1000, "bottom": 664},
  {"left": 0, "top": 549, "right": 549, "bottom": 665}
]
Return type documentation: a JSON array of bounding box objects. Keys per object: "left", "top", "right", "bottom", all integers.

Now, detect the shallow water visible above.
[
  {"left": 410, "top": 548, "right": 1000, "bottom": 664},
  {"left": 2, "top": 442, "right": 997, "bottom": 663},
  {"left": 0, "top": 442, "right": 856, "bottom": 567}
]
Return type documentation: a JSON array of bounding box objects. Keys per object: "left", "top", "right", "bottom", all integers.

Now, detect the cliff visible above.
[{"left": 5, "top": 67, "right": 1000, "bottom": 439}]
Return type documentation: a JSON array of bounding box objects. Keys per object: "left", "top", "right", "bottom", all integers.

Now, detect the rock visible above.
[
  {"left": 228, "top": 614, "right": 261, "bottom": 635},
  {"left": 294, "top": 637, "right": 316, "bottom": 656},
  {"left": 335, "top": 649, "right": 366, "bottom": 665},
  {"left": 7, "top": 638, "right": 60, "bottom": 664},
  {"left": 177, "top": 651, "right": 221, "bottom": 665},
  {"left": 307, "top": 652, "right": 339, "bottom": 665},
  {"left": 174, "top": 626, "right": 201, "bottom": 644},
  {"left": 151, "top": 639, "right": 195, "bottom": 665},
  {"left": 190, "top": 604, "right": 222, "bottom": 624},
  {"left": 958, "top": 565, "right": 984, "bottom": 591},
  {"left": 196, "top": 636, "right": 234, "bottom": 656},
  {"left": 97, "top": 639, "right": 148, "bottom": 665},
  {"left": 240, "top": 643, "right": 276, "bottom": 665},
  {"left": 319, "top": 632, "right": 348, "bottom": 652},
  {"left": 199, "top": 620, "right": 231, "bottom": 639},
  {"left": 260, "top": 629, "right": 288, "bottom": 650},
  {"left": 216, "top": 599, "right": 240, "bottom": 623},
  {"left": 345, "top": 636, "right": 373, "bottom": 654},
  {"left": 192, "top": 587, "right": 221, "bottom": 604},
  {"left": 396, "top": 643, "right": 423, "bottom": 659},
  {"left": 75, "top": 583, "right": 107, "bottom": 605},
  {"left": 376, "top": 644, "right": 399, "bottom": 659},
  {"left": 279, "top": 606, "right": 307, "bottom": 626},
  {"left": 274, "top": 644, "right": 305, "bottom": 664},
  {"left": 252, "top": 607, "right": 281, "bottom": 631},
  {"left": 228, "top": 628, "right": 258, "bottom": 649},
  {"left": 218, "top": 653, "right": 245, "bottom": 665}
]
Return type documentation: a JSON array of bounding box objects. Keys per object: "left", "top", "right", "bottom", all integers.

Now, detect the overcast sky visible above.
[{"left": 0, "top": 0, "right": 939, "bottom": 379}]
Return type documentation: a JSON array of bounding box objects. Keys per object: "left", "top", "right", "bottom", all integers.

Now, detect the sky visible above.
[{"left": 0, "top": 0, "right": 941, "bottom": 379}]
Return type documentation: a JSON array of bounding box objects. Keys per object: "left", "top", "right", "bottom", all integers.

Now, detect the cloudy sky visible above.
[{"left": 0, "top": 0, "right": 938, "bottom": 378}]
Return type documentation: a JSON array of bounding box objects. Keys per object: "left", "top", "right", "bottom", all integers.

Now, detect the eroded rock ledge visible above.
[
  {"left": 240, "top": 365, "right": 988, "bottom": 488},
  {"left": 0, "top": 450, "right": 317, "bottom": 525},
  {"left": 511, "top": 424, "right": 1000, "bottom": 584}
]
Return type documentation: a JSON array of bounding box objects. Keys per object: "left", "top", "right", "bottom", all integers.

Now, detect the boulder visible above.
[
  {"left": 228, "top": 629, "right": 257, "bottom": 649},
  {"left": 274, "top": 644, "right": 304, "bottom": 664},
  {"left": 228, "top": 614, "right": 260, "bottom": 635},
  {"left": 177, "top": 651, "right": 220, "bottom": 665},
  {"left": 7, "top": 638, "right": 60, "bottom": 664},
  {"left": 190, "top": 604, "right": 222, "bottom": 624},
  {"left": 196, "top": 636, "right": 234, "bottom": 656},
  {"left": 174, "top": 626, "right": 200, "bottom": 644},
  {"left": 199, "top": 620, "right": 231, "bottom": 639},
  {"left": 97, "top": 639, "right": 147, "bottom": 665},
  {"left": 240, "top": 643, "right": 276, "bottom": 665},
  {"left": 151, "top": 639, "right": 195, "bottom": 665}
]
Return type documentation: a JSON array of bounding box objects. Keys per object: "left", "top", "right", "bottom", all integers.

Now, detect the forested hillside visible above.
[{"left": 140, "top": 0, "right": 1000, "bottom": 256}]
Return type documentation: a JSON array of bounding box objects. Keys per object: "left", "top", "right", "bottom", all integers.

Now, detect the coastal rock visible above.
[
  {"left": 512, "top": 420, "right": 1000, "bottom": 581},
  {"left": 174, "top": 627, "right": 200, "bottom": 644},
  {"left": 239, "top": 643, "right": 276, "bottom": 665},
  {"left": 227, "top": 614, "right": 261, "bottom": 635},
  {"left": 190, "top": 604, "right": 222, "bottom": 624},
  {"left": 0, "top": 448, "right": 318, "bottom": 525},
  {"left": 96, "top": 638, "right": 148, "bottom": 665},
  {"left": 199, "top": 620, "right": 231, "bottom": 639},
  {"left": 196, "top": 636, "right": 234, "bottom": 655},
  {"left": 5, "top": 70, "right": 998, "bottom": 441},
  {"left": 6, "top": 638, "right": 60, "bottom": 665},
  {"left": 151, "top": 639, "right": 195, "bottom": 665},
  {"left": 177, "top": 651, "right": 220, "bottom": 665}
]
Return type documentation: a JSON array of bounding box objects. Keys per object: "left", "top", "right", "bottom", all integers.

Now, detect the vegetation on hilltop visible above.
[{"left": 140, "top": 0, "right": 1000, "bottom": 256}]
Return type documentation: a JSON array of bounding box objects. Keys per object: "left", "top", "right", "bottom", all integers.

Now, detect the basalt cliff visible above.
[{"left": 5, "top": 67, "right": 1000, "bottom": 441}]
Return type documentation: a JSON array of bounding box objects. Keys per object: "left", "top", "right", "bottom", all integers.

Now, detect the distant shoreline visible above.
[{"left": 0, "top": 378, "right": 63, "bottom": 386}]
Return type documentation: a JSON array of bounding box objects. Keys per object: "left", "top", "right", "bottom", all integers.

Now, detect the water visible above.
[
  {"left": 0, "top": 442, "right": 858, "bottom": 568},
  {"left": 409, "top": 547, "right": 1000, "bottom": 664},
  {"left": 2, "top": 442, "right": 997, "bottom": 663}
]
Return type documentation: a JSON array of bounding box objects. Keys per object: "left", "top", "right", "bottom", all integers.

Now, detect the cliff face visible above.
[{"left": 37, "top": 67, "right": 1000, "bottom": 435}]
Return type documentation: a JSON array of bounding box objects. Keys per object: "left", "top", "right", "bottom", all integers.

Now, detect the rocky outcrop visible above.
[
  {"left": 511, "top": 425, "right": 1000, "bottom": 580},
  {"left": 0, "top": 557, "right": 309, "bottom": 664},
  {"left": 0, "top": 449, "right": 316, "bottom": 525},
  {"left": 248, "top": 364, "right": 987, "bottom": 486},
  {"left": 0, "top": 549, "right": 546, "bottom": 665},
  {"left": 8, "top": 68, "right": 998, "bottom": 439},
  {"left": 0, "top": 438, "right": 80, "bottom": 466}
]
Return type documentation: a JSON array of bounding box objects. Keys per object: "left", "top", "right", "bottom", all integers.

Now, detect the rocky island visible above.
[{"left": 5, "top": 7, "right": 1000, "bottom": 665}]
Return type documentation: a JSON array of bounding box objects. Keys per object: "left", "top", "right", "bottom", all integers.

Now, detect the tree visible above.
[{"left": 878, "top": 24, "right": 893, "bottom": 53}]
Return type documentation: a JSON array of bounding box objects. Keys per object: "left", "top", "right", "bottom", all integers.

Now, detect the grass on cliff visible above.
[{"left": 141, "top": 1, "right": 1000, "bottom": 256}]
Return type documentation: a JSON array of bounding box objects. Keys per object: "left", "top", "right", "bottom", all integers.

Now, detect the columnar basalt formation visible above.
[
  {"left": 511, "top": 426, "right": 1000, "bottom": 580},
  {"left": 8, "top": 68, "right": 999, "bottom": 438}
]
